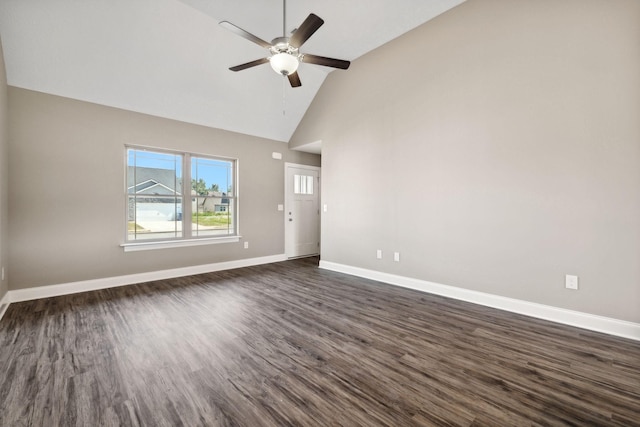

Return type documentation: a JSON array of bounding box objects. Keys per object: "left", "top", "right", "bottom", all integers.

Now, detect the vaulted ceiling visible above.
[{"left": 0, "top": 0, "right": 465, "bottom": 143}]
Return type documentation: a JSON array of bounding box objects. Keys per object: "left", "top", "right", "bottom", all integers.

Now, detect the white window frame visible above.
[{"left": 121, "top": 145, "right": 240, "bottom": 252}]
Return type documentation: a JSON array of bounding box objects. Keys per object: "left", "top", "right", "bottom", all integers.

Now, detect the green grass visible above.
[
  {"left": 128, "top": 222, "right": 145, "bottom": 231},
  {"left": 192, "top": 212, "right": 231, "bottom": 227}
]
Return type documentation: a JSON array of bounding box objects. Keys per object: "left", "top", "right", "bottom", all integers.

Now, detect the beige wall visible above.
[
  {"left": 0, "top": 38, "right": 8, "bottom": 301},
  {"left": 291, "top": 0, "right": 640, "bottom": 322},
  {"left": 8, "top": 88, "right": 320, "bottom": 290}
]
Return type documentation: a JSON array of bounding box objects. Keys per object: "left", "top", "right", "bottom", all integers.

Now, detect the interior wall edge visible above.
[
  {"left": 319, "top": 260, "right": 640, "bottom": 342},
  {"left": 7, "top": 253, "right": 286, "bottom": 304},
  {"left": 0, "top": 34, "right": 9, "bottom": 305}
]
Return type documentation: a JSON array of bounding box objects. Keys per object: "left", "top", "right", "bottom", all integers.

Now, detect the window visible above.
[
  {"left": 126, "top": 147, "right": 237, "bottom": 245},
  {"left": 294, "top": 174, "right": 314, "bottom": 195}
]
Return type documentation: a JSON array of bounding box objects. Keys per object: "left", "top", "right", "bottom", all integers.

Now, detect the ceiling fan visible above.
[{"left": 219, "top": 0, "right": 350, "bottom": 88}]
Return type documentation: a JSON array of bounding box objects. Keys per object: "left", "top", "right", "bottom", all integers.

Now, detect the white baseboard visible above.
[
  {"left": 4, "top": 256, "right": 638, "bottom": 342},
  {"left": 8, "top": 254, "right": 287, "bottom": 304},
  {"left": 0, "top": 291, "right": 10, "bottom": 322},
  {"left": 319, "top": 260, "right": 640, "bottom": 342}
]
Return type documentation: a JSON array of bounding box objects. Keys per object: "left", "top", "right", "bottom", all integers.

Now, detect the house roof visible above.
[
  {"left": 127, "top": 167, "right": 182, "bottom": 195},
  {"left": 0, "top": 0, "right": 465, "bottom": 145}
]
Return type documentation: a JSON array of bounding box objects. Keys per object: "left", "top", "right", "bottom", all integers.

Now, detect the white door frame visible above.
[{"left": 284, "top": 163, "right": 321, "bottom": 258}]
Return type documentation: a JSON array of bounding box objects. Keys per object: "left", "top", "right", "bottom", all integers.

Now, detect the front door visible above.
[{"left": 285, "top": 164, "right": 320, "bottom": 258}]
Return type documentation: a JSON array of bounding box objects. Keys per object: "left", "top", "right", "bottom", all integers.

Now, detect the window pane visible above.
[
  {"left": 191, "top": 196, "right": 235, "bottom": 237},
  {"left": 127, "top": 150, "right": 182, "bottom": 195},
  {"left": 191, "top": 157, "right": 234, "bottom": 197},
  {"left": 294, "top": 175, "right": 301, "bottom": 194},
  {"left": 128, "top": 195, "right": 182, "bottom": 240},
  {"left": 305, "top": 175, "right": 314, "bottom": 195},
  {"left": 127, "top": 149, "right": 183, "bottom": 241},
  {"left": 294, "top": 174, "right": 314, "bottom": 195}
]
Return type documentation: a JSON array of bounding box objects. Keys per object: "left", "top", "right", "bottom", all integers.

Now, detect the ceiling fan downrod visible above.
[
  {"left": 270, "top": 0, "right": 300, "bottom": 77},
  {"left": 283, "top": 0, "right": 286, "bottom": 38}
]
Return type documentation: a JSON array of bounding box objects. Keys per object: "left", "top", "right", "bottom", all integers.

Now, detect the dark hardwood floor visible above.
[{"left": 1, "top": 257, "right": 639, "bottom": 426}]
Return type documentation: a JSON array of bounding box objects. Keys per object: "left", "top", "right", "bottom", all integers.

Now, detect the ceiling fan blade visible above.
[
  {"left": 288, "top": 72, "right": 302, "bottom": 88},
  {"left": 302, "top": 54, "right": 350, "bottom": 70},
  {"left": 219, "top": 21, "right": 272, "bottom": 49},
  {"left": 289, "top": 13, "right": 324, "bottom": 48},
  {"left": 229, "top": 58, "right": 270, "bottom": 72}
]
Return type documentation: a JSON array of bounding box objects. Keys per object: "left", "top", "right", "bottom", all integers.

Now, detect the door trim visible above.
[{"left": 284, "top": 163, "right": 321, "bottom": 258}]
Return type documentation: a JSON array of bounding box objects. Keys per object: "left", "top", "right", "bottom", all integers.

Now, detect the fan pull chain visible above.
[{"left": 282, "top": 76, "right": 287, "bottom": 116}]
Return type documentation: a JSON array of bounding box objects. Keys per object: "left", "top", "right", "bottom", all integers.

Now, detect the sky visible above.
[{"left": 128, "top": 149, "right": 233, "bottom": 193}]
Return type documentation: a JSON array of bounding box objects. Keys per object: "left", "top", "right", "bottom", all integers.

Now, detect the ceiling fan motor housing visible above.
[{"left": 269, "top": 37, "right": 302, "bottom": 75}]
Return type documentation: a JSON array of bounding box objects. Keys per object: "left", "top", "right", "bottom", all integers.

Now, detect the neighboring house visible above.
[
  {"left": 130, "top": 180, "right": 178, "bottom": 196},
  {"left": 127, "top": 166, "right": 182, "bottom": 195},
  {"left": 127, "top": 166, "right": 228, "bottom": 221},
  {"left": 127, "top": 167, "right": 182, "bottom": 221},
  {"left": 195, "top": 192, "right": 230, "bottom": 214}
]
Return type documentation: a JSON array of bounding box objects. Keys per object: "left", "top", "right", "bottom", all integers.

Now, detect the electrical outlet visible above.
[
  {"left": 244, "top": 242, "right": 249, "bottom": 249},
  {"left": 376, "top": 249, "right": 382, "bottom": 259},
  {"left": 565, "top": 274, "right": 578, "bottom": 290},
  {"left": 394, "top": 252, "right": 400, "bottom": 262}
]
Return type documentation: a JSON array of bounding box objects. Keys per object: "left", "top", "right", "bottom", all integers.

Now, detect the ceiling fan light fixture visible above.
[{"left": 270, "top": 52, "right": 299, "bottom": 76}]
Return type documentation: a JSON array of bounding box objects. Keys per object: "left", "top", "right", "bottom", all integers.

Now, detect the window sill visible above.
[{"left": 121, "top": 236, "right": 241, "bottom": 252}]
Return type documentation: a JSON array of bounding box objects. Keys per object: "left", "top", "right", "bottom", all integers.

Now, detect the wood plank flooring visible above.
[{"left": 1, "top": 257, "right": 639, "bottom": 426}]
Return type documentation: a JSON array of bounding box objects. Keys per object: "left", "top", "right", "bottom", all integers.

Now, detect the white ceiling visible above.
[{"left": 0, "top": 0, "right": 465, "bottom": 143}]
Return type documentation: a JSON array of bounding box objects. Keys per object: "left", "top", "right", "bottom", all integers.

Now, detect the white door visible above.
[{"left": 285, "top": 164, "right": 320, "bottom": 258}]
